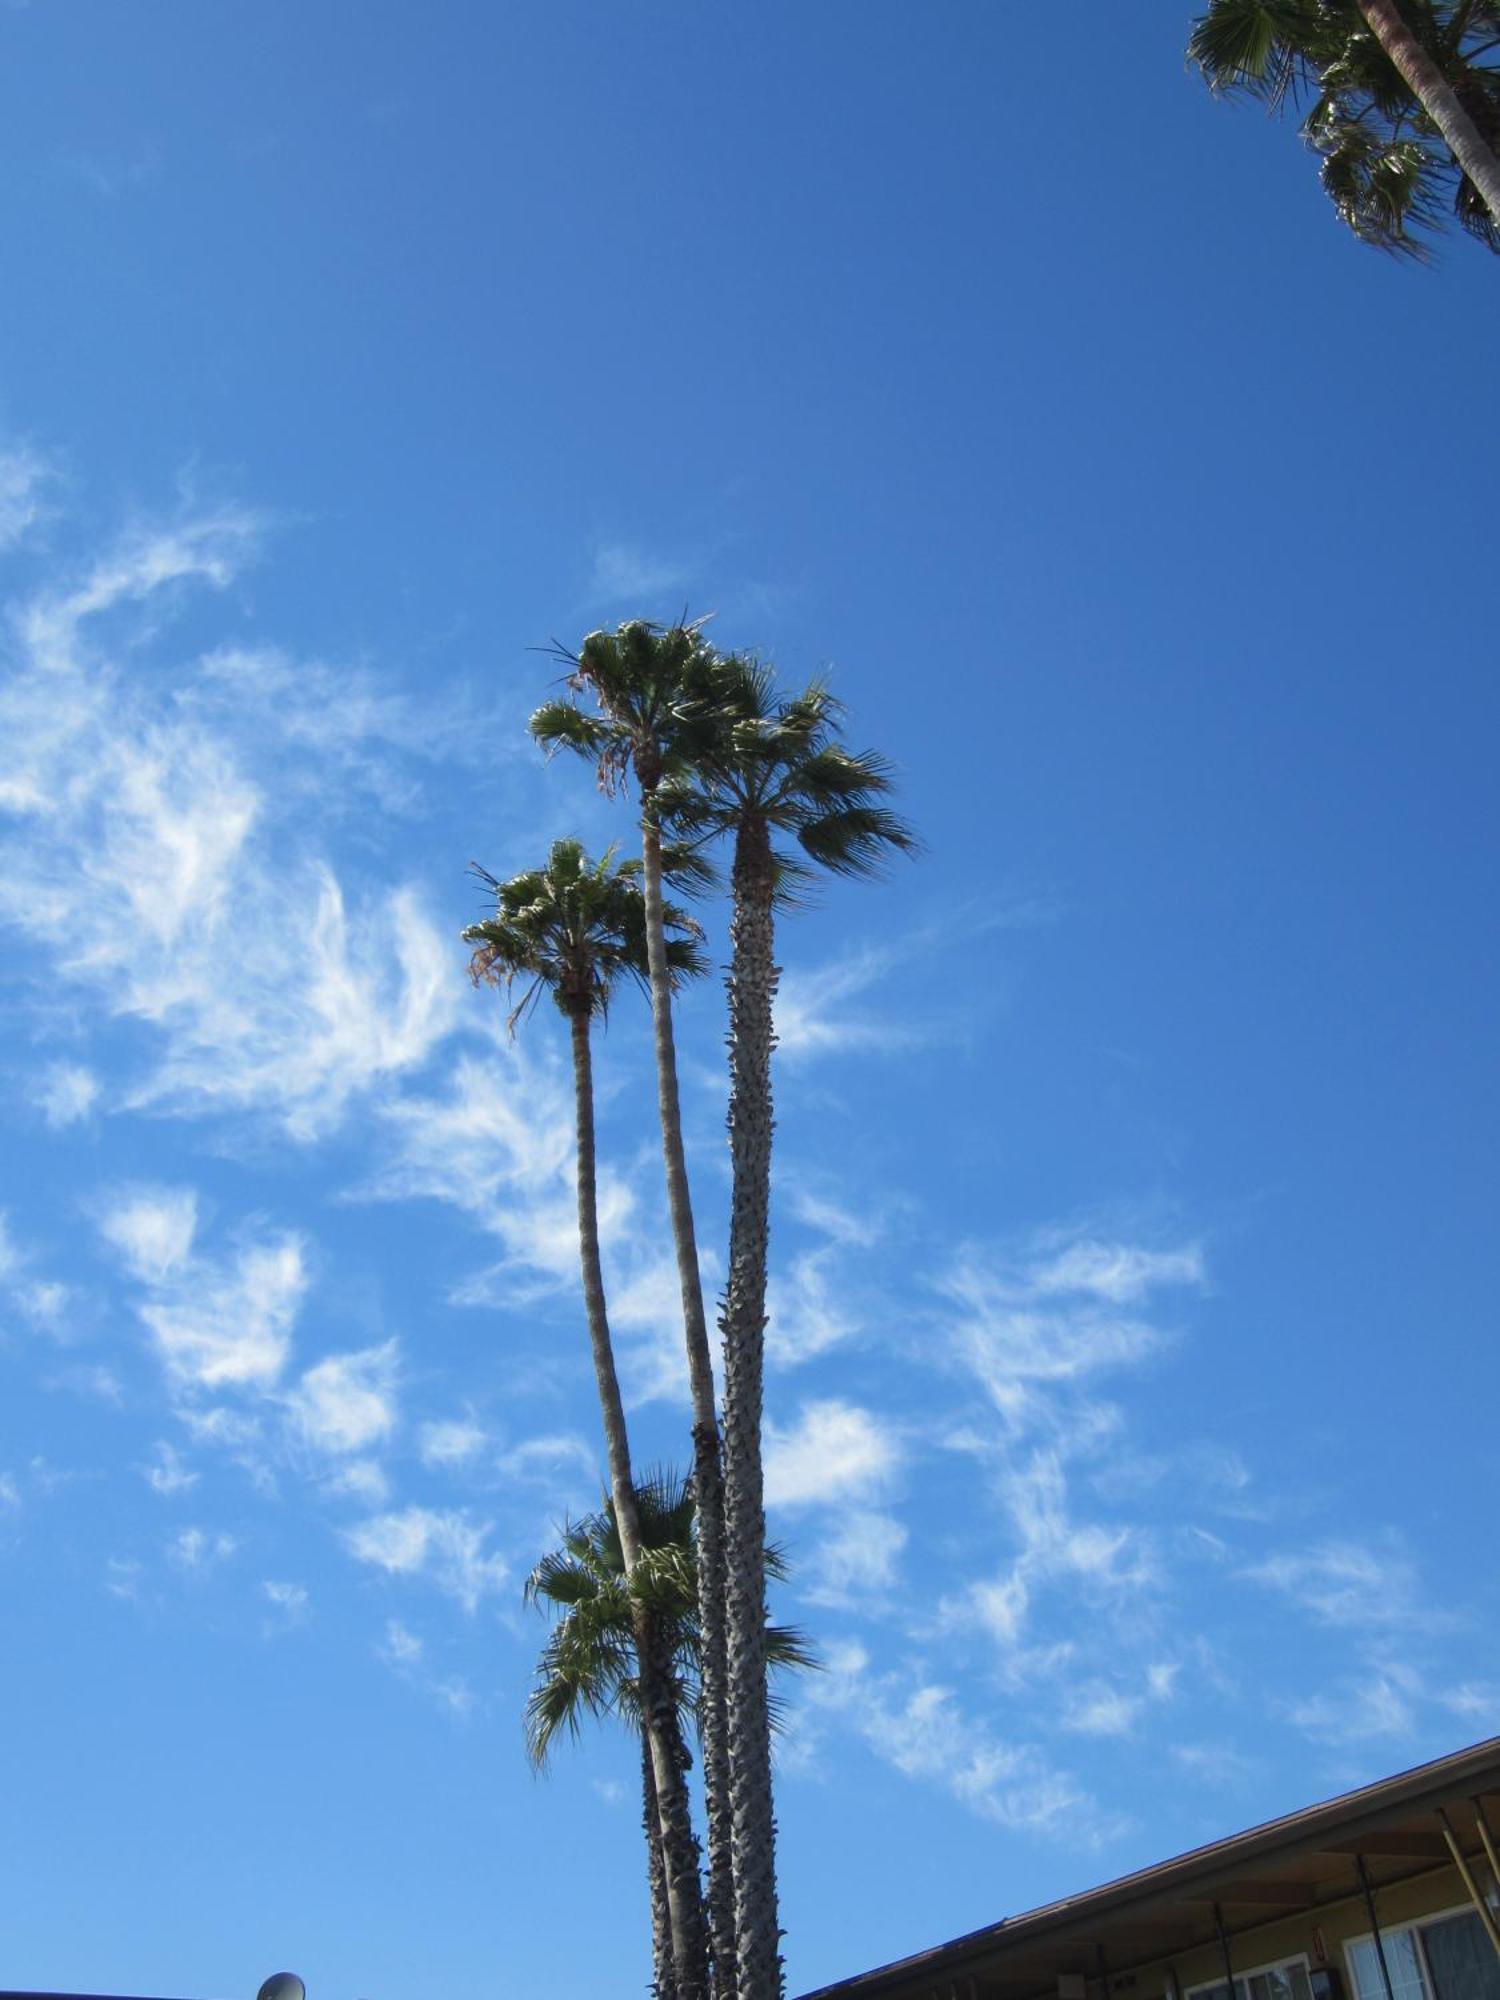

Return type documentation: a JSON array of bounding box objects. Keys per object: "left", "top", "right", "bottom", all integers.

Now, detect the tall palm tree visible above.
[
  {"left": 464, "top": 839, "right": 710, "bottom": 2000},
  {"left": 530, "top": 622, "right": 741, "bottom": 2000},
  {"left": 525, "top": 1473, "right": 817, "bottom": 2000},
  {"left": 658, "top": 657, "right": 915, "bottom": 2000},
  {"left": 1190, "top": 0, "right": 1500, "bottom": 253}
]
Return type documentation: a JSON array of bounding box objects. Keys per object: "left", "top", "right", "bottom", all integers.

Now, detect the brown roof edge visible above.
[{"left": 796, "top": 1734, "right": 1500, "bottom": 2000}]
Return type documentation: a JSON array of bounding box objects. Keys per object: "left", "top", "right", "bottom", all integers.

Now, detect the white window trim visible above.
[
  {"left": 1343, "top": 1898, "right": 1497, "bottom": 2000},
  {"left": 1184, "top": 1952, "right": 1314, "bottom": 2000}
]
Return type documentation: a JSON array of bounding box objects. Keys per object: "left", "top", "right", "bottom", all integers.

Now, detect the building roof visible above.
[{"left": 797, "top": 1735, "right": 1500, "bottom": 2000}]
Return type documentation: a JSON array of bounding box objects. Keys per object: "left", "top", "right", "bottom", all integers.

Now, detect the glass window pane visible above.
[
  {"left": 1350, "top": 1932, "right": 1428, "bottom": 2000},
  {"left": 1421, "top": 1913, "right": 1500, "bottom": 2000}
]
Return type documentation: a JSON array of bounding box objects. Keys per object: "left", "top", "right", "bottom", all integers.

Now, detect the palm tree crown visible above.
[
  {"left": 524, "top": 1471, "right": 815, "bottom": 1769},
  {"left": 463, "top": 837, "right": 705, "bottom": 1025},
  {"left": 1189, "top": 0, "right": 1500, "bottom": 255},
  {"left": 530, "top": 618, "right": 722, "bottom": 799},
  {"left": 657, "top": 652, "right": 919, "bottom": 890}
]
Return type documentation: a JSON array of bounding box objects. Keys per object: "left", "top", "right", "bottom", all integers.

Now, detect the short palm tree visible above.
[
  {"left": 658, "top": 656, "right": 915, "bottom": 2000},
  {"left": 530, "top": 622, "right": 741, "bottom": 1998},
  {"left": 525, "top": 1473, "right": 817, "bottom": 2000},
  {"left": 1189, "top": 0, "right": 1500, "bottom": 253},
  {"left": 464, "top": 838, "right": 710, "bottom": 2000}
]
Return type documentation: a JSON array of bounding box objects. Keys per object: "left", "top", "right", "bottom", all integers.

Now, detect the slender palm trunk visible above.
[
  {"left": 643, "top": 1729, "right": 678, "bottom": 2000},
  {"left": 639, "top": 804, "right": 737, "bottom": 2000},
  {"left": 569, "top": 1005, "right": 709, "bottom": 2000},
  {"left": 1357, "top": 0, "right": 1500, "bottom": 228},
  {"left": 718, "top": 815, "right": 781, "bottom": 2000}
]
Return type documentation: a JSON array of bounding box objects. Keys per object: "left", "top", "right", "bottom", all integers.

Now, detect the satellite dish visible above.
[{"left": 258, "top": 1975, "right": 306, "bottom": 2000}]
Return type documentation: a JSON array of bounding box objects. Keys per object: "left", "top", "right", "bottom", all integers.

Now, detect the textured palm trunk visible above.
[
  {"left": 569, "top": 1005, "right": 709, "bottom": 2000},
  {"left": 639, "top": 805, "right": 737, "bottom": 2000},
  {"left": 718, "top": 816, "right": 781, "bottom": 2000},
  {"left": 643, "top": 1721, "right": 678, "bottom": 2000},
  {"left": 1357, "top": 0, "right": 1500, "bottom": 228}
]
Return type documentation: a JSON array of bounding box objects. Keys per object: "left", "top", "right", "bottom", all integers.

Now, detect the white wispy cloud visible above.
[
  {"left": 140, "top": 1440, "right": 198, "bottom": 1496},
  {"left": 344, "top": 1506, "right": 508, "bottom": 1613},
  {"left": 1172, "top": 1741, "right": 1257, "bottom": 1785},
  {"left": 105, "top": 1556, "right": 143, "bottom": 1600},
  {"left": 286, "top": 1341, "right": 399, "bottom": 1455},
  {"left": 0, "top": 1210, "right": 75, "bottom": 1338},
  {"left": 803, "top": 1508, "right": 908, "bottom": 1607},
  {"left": 1026, "top": 1239, "right": 1206, "bottom": 1305},
  {"left": 380, "top": 1617, "right": 426, "bottom": 1668},
  {"left": 32, "top": 1061, "right": 99, "bottom": 1128},
  {"left": 774, "top": 898, "right": 1057, "bottom": 1065},
  {"left": 587, "top": 541, "right": 693, "bottom": 604},
  {"left": 810, "top": 1639, "right": 1126, "bottom": 1842},
  {"left": 766, "top": 1247, "right": 859, "bottom": 1366},
  {"left": 945, "top": 1445, "right": 1159, "bottom": 1664},
  {"left": 99, "top": 1188, "right": 307, "bottom": 1392},
  {"left": 418, "top": 1416, "right": 488, "bottom": 1468},
  {"left": 263, "top": 1579, "right": 309, "bottom": 1620},
  {"left": 370, "top": 1047, "right": 701, "bottom": 1407},
  {"left": 376, "top": 1616, "right": 474, "bottom": 1716},
  {"left": 497, "top": 1433, "right": 596, "bottom": 1483},
  {"left": 1289, "top": 1667, "right": 1418, "bottom": 1744},
  {"left": 775, "top": 944, "right": 928, "bottom": 1062},
  {"left": 788, "top": 1188, "right": 879, "bottom": 1248},
  {"left": 0, "top": 443, "right": 54, "bottom": 552},
  {"left": 765, "top": 1400, "right": 901, "bottom": 1509},
  {"left": 1246, "top": 1539, "right": 1421, "bottom": 1631},
  {"left": 1059, "top": 1665, "right": 1176, "bottom": 1739},
  {"left": 188, "top": 644, "right": 491, "bottom": 812},
  {"left": 932, "top": 1225, "right": 1203, "bottom": 1671},
  {"left": 99, "top": 1187, "right": 199, "bottom": 1284},
  {"left": 321, "top": 1458, "right": 391, "bottom": 1505},
  {"left": 1439, "top": 1683, "right": 1500, "bottom": 1725},
  {"left": 169, "top": 1526, "right": 239, "bottom": 1572},
  {"left": 941, "top": 1232, "right": 1202, "bottom": 1426},
  {"left": 141, "top": 1237, "right": 306, "bottom": 1391},
  {"left": 0, "top": 508, "right": 463, "bottom": 1139},
  {"left": 367, "top": 1047, "right": 577, "bottom": 1276}
]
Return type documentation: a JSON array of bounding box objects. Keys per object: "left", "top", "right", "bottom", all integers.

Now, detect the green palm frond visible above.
[
  {"left": 1188, "top": 0, "right": 1327, "bottom": 103},
  {"left": 462, "top": 837, "right": 706, "bottom": 1031},
  {"left": 529, "top": 698, "right": 611, "bottom": 765},
  {"left": 1190, "top": 0, "right": 1500, "bottom": 254},
  {"left": 653, "top": 649, "right": 917, "bottom": 895},
  {"left": 794, "top": 803, "right": 921, "bottom": 879},
  {"left": 533, "top": 619, "right": 721, "bottom": 798},
  {"left": 523, "top": 1468, "right": 818, "bottom": 1768},
  {"left": 765, "top": 1622, "right": 821, "bottom": 1677},
  {"left": 1318, "top": 126, "right": 1444, "bottom": 253}
]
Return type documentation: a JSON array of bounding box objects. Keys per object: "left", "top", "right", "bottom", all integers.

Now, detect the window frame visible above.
[
  {"left": 1182, "top": 1950, "right": 1316, "bottom": 2000},
  {"left": 1342, "top": 1898, "right": 1499, "bottom": 2000}
]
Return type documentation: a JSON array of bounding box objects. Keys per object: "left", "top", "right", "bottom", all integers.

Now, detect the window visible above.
[
  {"left": 1186, "top": 1954, "right": 1314, "bottom": 2000},
  {"left": 1346, "top": 1908, "right": 1500, "bottom": 2000},
  {"left": 1349, "top": 1929, "right": 1428, "bottom": 2000}
]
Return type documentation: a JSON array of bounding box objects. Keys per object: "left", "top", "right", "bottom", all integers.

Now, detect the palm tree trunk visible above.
[
  {"left": 643, "top": 1729, "right": 678, "bottom": 2000},
  {"left": 639, "top": 805, "right": 737, "bottom": 2000},
  {"left": 569, "top": 1004, "right": 709, "bottom": 2000},
  {"left": 1357, "top": 0, "right": 1500, "bottom": 228},
  {"left": 718, "top": 815, "right": 782, "bottom": 2000}
]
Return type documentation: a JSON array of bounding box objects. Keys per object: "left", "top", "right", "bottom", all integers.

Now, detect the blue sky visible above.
[{"left": 1, "top": 6, "right": 1496, "bottom": 1999}]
